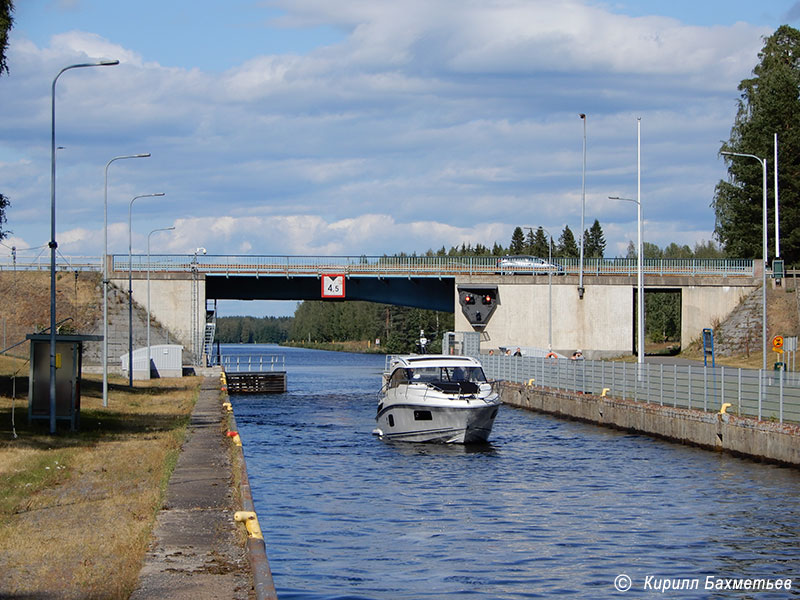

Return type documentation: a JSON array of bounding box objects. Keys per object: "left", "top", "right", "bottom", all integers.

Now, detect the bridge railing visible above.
[
  {"left": 482, "top": 355, "right": 800, "bottom": 423},
  {"left": 114, "top": 254, "right": 756, "bottom": 278},
  {"left": 0, "top": 255, "right": 101, "bottom": 271}
]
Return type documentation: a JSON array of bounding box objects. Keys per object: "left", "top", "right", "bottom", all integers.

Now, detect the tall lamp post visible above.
[
  {"left": 609, "top": 196, "right": 643, "bottom": 364},
  {"left": 49, "top": 59, "right": 118, "bottom": 433},
  {"left": 102, "top": 153, "right": 150, "bottom": 407},
  {"left": 128, "top": 193, "right": 165, "bottom": 386},
  {"left": 721, "top": 150, "right": 768, "bottom": 370},
  {"left": 578, "top": 113, "right": 587, "bottom": 299},
  {"left": 147, "top": 226, "right": 175, "bottom": 371}
]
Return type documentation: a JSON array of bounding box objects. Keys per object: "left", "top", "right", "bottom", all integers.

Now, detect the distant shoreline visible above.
[{"left": 280, "top": 340, "right": 386, "bottom": 354}]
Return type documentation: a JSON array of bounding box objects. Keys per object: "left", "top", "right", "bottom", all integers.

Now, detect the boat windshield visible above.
[{"left": 408, "top": 366, "right": 487, "bottom": 383}]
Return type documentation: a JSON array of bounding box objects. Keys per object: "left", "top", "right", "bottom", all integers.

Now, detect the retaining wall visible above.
[{"left": 501, "top": 383, "right": 800, "bottom": 466}]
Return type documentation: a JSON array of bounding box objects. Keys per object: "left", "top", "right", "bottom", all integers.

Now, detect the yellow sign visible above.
[
  {"left": 774, "top": 348, "right": 784, "bottom": 354},
  {"left": 773, "top": 335, "right": 784, "bottom": 350}
]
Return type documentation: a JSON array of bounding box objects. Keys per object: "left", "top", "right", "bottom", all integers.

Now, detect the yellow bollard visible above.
[
  {"left": 601, "top": 388, "right": 610, "bottom": 397},
  {"left": 234, "top": 511, "right": 264, "bottom": 540}
]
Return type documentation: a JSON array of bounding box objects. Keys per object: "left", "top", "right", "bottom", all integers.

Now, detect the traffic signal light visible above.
[{"left": 458, "top": 287, "right": 498, "bottom": 328}]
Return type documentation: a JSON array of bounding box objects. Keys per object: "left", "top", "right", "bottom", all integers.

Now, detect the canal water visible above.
[{"left": 230, "top": 345, "right": 800, "bottom": 599}]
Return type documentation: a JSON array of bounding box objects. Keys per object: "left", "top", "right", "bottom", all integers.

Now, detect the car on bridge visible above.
[{"left": 496, "top": 255, "right": 564, "bottom": 275}]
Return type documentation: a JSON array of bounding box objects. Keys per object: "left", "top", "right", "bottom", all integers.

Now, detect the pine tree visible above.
[
  {"left": 509, "top": 227, "right": 526, "bottom": 255},
  {"left": 524, "top": 228, "right": 535, "bottom": 254},
  {"left": 531, "top": 227, "right": 550, "bottom": 258},
  {"left": 713, "top": 25, "right": 800, "bottom": 263},
  {"left": 557, "top": 225, "right": 579, "bottom": 258},
  {"left": 584, "top": 219, "right": 606, "bottom": 258}
]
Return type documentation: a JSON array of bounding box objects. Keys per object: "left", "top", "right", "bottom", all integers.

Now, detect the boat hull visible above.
[{"left": 375, "top": 402, "right": 500, "bottom": 444}]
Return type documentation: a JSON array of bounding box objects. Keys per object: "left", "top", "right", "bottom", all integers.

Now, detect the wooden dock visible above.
[{"left": 220, "top": 353, "right": 287, "bottom": 394}]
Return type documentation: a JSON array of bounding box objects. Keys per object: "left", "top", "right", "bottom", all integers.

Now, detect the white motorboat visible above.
[{"left": 374, "top": 354, "right": 501, "bottom": 444}]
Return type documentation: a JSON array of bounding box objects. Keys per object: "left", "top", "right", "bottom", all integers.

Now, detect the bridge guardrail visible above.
[
  {"left": 111, "top": 254, "right": 756, "bottom": 278},
  {"left": 481, "top": 355, "right": 800, "bottom": 424},
  {"left": 0, "top": 257, "right": 101, "bottom": 271}
]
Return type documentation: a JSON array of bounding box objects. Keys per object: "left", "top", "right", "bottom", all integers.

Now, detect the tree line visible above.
[
  {"left": 417, "top": 219, "right": 607, "bottom": 258},
  {"left": 289, "top": 301, "right": 453, "bottom": 354},
  {"left": 216, "top": 316, "right": 293, "bottom": 344},
  {"left": 215, "top": 304, "right": 454, "bottom": 354}
]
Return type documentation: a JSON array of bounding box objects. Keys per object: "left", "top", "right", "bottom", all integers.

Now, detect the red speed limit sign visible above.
[{"left": 773, "top": 335, "right": 784, "bottom": 350}]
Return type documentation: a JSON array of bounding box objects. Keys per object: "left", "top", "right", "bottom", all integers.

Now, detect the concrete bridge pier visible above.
[
  {"left": 454, "top": 275, "right": 758, "bottom": 358},
  {"left": 109, "top": 271, "right": 206, "bottom": 364}
]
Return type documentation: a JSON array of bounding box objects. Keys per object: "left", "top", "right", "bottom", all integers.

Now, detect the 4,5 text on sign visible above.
[{"left": 321, "top": 274, "right": 345, "bottom": 298}]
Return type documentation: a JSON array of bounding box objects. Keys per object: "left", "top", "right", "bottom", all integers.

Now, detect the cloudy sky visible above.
[{"left": 0, "top": 1, "right": 798, "bottom": 315}]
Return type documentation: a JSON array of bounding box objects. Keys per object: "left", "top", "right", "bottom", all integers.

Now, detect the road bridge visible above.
[{"left": 102, "top": 254, "right": 761, "bottom": 362}]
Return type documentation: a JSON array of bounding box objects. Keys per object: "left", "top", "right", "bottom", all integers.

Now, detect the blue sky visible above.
[{"left": 1, "top": 1, "right": 799, "bottom": 316}]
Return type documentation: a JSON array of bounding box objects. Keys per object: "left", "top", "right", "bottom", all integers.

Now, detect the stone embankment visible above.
[
  {"left": 82, "top": 281, "right": 177, "bottom": 367},
  {"left": 502, "top": 383, "right": 800, "bottom": 466}
]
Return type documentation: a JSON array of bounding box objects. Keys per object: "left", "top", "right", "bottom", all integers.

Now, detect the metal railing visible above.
[
  {"left": 481, "top": 354, "right": 800, "bottom": 424},
  {"left": 0, "top": 256, "right": 101, "bottom": 271},
  {"left": 218, "top": 354, "right": 285, "bottom": 373},
  {"left": 0, "top": 253, "right": 758, "bottom": 278},
  {"left": 114, "top": 254, "right": 756, "bottom": 278}
]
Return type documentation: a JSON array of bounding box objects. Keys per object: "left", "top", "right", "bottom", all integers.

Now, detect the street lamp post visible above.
[
  {"left": 128, "top": 193, "right": 165, "bottom": 386},
  {"left": 721, "top": 150, "right": 768, "bottom": 370},
  {"left": 49, "top": 59, "right": 118, "bottom": 433},
  {"left": 774, "top": 133, "right": 780, "bottom": 259},
  {"left": 578, "top": 113, "right": 586, "bottom": 299},
  {"left": 544, "top": 228, "right": 553, "bottom": 351},
  {"left": 147, "top": 226, "right": 175, "bottom": 373},
  {"left": 609, "top": 195, "right": 643, "bottom": 365},
  {"left": 102, "top": 153, "right": 150, "bottom": 407}
]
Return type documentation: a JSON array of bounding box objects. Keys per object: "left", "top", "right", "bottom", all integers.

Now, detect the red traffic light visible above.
[
  {"left": 482, "top": 294, "right": 493, "bottom": 304},
  {"left": 464, "top": 294, "right": 475, "bottom": 304}
]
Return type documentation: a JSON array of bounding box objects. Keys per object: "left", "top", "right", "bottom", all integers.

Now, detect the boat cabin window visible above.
[
  {"left": 406, "top": 366, "right": 487, "bottom": 383},
  {"left": 389, "top": 368, "right": 412, "bottom": 389},
  {"left": 443, "top": 366, "right": 487, "bottom": 383}
]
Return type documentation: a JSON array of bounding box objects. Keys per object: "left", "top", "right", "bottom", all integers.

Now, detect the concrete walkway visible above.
[{"left": 130, "top": 377, "right": 254, "bottom": 600}]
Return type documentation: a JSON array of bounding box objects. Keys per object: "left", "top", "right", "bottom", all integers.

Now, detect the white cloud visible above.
[{"left": 0, "top": 2, "right": 774, "bottom": 272}]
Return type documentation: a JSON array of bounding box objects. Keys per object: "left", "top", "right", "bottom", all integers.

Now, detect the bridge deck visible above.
[{"left": 117, "top": 255, "right": 757, "bottom": 278}]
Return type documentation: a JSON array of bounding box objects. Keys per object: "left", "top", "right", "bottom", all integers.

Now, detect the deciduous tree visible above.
[{"left": 0, "top": 1, "right": 13, "bottom": 239}]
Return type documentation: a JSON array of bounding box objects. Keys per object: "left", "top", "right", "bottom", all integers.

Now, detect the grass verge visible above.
[{"left": 0, "top": 353, "right": 200, "bottom": 599}]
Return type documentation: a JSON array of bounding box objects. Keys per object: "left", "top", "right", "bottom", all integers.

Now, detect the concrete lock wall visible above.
[
  {"left": 679, "top": 285, "right": 752, "bottom": 347},
  {"left": 454, "top": 280, "right": 633, "bottom": 357},
  {"left": 501, "top": 383, "right": 800, "bottom": 466},
  {"left": 109, "top": 273, "right": 205, "bottom": 354}
]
